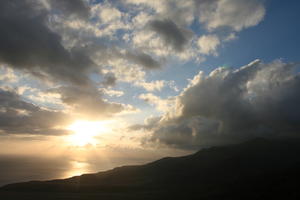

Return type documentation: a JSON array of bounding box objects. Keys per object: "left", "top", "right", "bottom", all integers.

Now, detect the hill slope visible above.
[{"left": 1, "top": 138, "right": 300, "bottom": 199}]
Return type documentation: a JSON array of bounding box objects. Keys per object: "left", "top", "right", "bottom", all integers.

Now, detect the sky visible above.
[{"left": 1, "top": 0, "right": 300, "bottom": 185}]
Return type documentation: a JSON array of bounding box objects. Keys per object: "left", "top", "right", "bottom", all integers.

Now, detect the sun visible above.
[{"left": 67, "top": 120, "right": 110, "bottom": 146}]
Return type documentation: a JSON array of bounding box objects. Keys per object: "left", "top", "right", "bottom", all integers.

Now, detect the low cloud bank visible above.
[{"left": 132, "top": 60, "right": 300, "bottom": 149}]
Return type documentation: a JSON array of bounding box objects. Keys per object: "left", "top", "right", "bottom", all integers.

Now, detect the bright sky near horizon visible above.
[{"left": 0, "top": 0, "right": 300, "bottom": 185}]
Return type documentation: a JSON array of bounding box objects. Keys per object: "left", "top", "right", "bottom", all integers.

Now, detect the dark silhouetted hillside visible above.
[{"left": 1, "top": 138, "right": 300, "bottom": 199}]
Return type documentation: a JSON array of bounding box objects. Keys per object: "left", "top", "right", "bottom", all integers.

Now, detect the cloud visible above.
[
  {"left": 126, "top": 0, "right": 195, "bottom": 26},
  {"left": 124, "top": 51, "right": 161, "bottom": 70},
  {"left": 48, "top": 86, "right": 129, "bottom": 119},
  {"left": 197, "top": 0, "right": 265, "bottom": 31},
  {"left": 148, "top": 19, "right": 193, "bottom": 52},
  {"left": 92, "top": 2, "right": 122, "bottom": 23},
  {"left": 102, "top": 73, "right": 117, "bottom": 87},
  {"left": 124, "top": 0, "right": 265, "bottom": 64},
  {"left": 197, "top": 34, "right": 220, "bottom": 56},
  {"left": 128, "top": 115, "right": 162, "bottom": 131},
  {"left": 100, "top": 89, "right": 124, "bottom": 97},
  {"left": 48, "top": 0, "right": 90, "bottom": 19},
  {"left": 0, "top": 0, "right": 95, "bottom": 85},
  {"left": 0, "top": 66, "right": 18, "bottom": 84},
  {"left": 126, "top": 0, "right": 265, "bottom": 32},
  {"left": 139, "top": 60, "right": 300, "bottom": 149},
  {"left": 135, "top": 80, "right": 166, "bottom": 91},
  {"left": 139, "top": 93, "right": 174, "bottom": 112},
  {"left": 0, "top": 0, "right": 270, "bottom": 143},
  {"left": 0, "top": 88, "right": 72, "bottom": 135},
  {"left": 130, "top": 28, "right": 197, "bottom": 61}
]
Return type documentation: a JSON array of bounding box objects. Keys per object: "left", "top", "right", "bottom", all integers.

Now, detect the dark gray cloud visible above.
[
  {"left": 0, "top": 89, "right": 72, "bottom": 135},
  {"left": 102, "top": 73, "right": 117, "bottom": 87},
  {"left": 125, "top": 51, "right": 161, "bottom": 69},
  {"left": 136, "top": 60, "right": 300, "bottom": 149},
  {"left": 148, "top": 19, "right": 193, "bottom": 52},
  {"left": 0, "top": 0, "right": 93, "bottom": 85},
  {"left": 0, "top": 0, "right": 138, "bottom": 126},
  {"left": 149, "top": 116, "right": 222, "bottom": 149},
  {"left": 49, "top": 0, "right": 90, "bottom": 19},
  {"left": 128, "top": 116, "right": 162, "bottom": 131}
]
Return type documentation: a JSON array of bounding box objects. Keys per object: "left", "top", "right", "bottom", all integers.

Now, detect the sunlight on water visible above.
[{"left": 63, "top": 161, "right": 92, "bottom": 178}]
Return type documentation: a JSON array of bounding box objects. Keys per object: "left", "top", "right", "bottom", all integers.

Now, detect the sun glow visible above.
[
  {"left": 63, "top": 161, "right": 92, "bottom": 178},
  {"left": 67, "top": 120, "right": 111, "bottom": 146}
]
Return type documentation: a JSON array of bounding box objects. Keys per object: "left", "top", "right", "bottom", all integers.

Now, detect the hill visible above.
[{"left": 1, "top": 138, "right": 300, "bottom": 199}]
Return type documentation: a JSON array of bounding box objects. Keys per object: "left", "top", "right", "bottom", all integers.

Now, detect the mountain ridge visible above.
[{"left": 1, "top": 137, "right": 300, "bottom": 199}]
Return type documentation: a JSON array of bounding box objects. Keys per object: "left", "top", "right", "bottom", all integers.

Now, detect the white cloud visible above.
[
  {"left": 224, "top": 33, "right": 237, "bottom": 41},
  {"left": 100, "top": 88, "right": 124, "bottom": 97},
  {"left": 125, "top": 0, "right": 265, "bottom": 63},
  {"left": 108, "top": 59, "right": 146, "bottom": 83},
  {"left": 93, "top": 4, "right": 122, "bottom": 23},
  {"left": 132, "top": 12, "right": 153, "bottom": 27},
  {"left": 135, "top": 80, "right": 166, "bottom": 91},
  {"left": 198, "top": 0, "right": 265, "bottom": 31},
  {"left": 144, "top": 60, "right": 300, "bottom": 149},
  {"left": 197, "top": 34, "right": 220, "bottom": 56},
  {"left": 0, "top": 0, "right": 269, "bottom": 141},
  {"left": 139, "top": 93, "right": 174, "bottom": 112},
  {"left": 126, "top": 0, "right": 194, "bottom": 26},
  {"left": 0, "top": 66, "right": 18, "bottom": 83}
]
